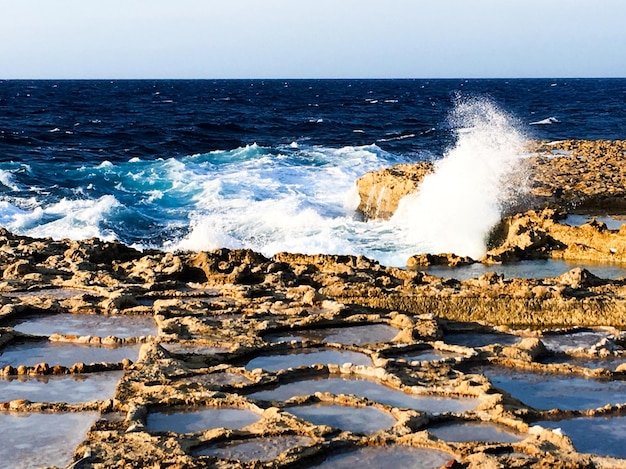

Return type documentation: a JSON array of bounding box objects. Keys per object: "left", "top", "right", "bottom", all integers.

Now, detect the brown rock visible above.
[
  {"left": 407, "top": 253, "right": 475, "bottom": 269},
  {"left": 3, "top": 260, "right": 33, "bottom": 279},
  {"left": 356, "top": 161, "right": 433, "bottom": 219}
]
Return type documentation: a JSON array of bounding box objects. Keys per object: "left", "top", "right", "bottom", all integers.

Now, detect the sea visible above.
[{"left": 0, "top": 78, "right": 624, "bottom": 267}]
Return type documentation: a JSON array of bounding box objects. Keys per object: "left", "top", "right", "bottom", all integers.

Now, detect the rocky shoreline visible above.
[{"left": 0, "top": 139, "right": 625, "bottom": 468}]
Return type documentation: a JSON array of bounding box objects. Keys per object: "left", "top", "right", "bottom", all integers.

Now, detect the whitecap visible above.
[
  {"left": 530, "top": 116, "right": 560, "bottom": 125},
  {"left": 377, "top": 134, "right": 416, "bottom": 143},
  {"left": 16, "top": 195, "right": 121, "bottom": 241},
  {"left": 0, "top": 170, "right": 20, "bottom": 191}
]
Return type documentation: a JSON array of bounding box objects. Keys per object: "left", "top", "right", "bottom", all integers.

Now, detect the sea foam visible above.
[{"left": 392, "top": 97, "right": 528, "bottom": 259}]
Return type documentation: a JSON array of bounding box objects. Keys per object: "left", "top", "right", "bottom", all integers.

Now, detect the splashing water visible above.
[{"left": 392, "top": 97, "right": 528, "bottom": 259}]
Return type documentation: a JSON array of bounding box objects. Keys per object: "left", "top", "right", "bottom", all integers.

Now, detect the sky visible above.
[{"left": 1, "top": 0, "right": 625, "bottom": 79}]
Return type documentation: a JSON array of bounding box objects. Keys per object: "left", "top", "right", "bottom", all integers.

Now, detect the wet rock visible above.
[{"left": 356, "top": 161, "right": 433, "bottom": 219}]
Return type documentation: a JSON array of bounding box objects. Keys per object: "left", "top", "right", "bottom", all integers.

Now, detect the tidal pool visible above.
[
  {"left": 193, "top": 435, "right": 313, "bottom": 461},
  {"left": 12, "top": 313, "right": 156, "bottom": 338},
  {"left": 248, "top": 377, "right": 479, "bottom": 413},
  {"left": 443, "top": 332, "right": 521, "bottom": 348},
  {"left": 536, "top": 415, "right": 626, "bottom": 458},
  {"left": 0, "top": 371, "right": 123, "bottom": 403},
  {"left": 475, "top": 366, "right": 626, "bottom": 410},
  {"left": 420, "top": 259, "right": 626, "bottom": 280},
  {"left": 288, "top": 403, "right": 395, "bottom": 434},
  {"left": 312, "top": 446, "right": 454, "bottom": 469},
  {"left": 430, "top": 422, "right": 524, "bottom": 443},
  {"left": 562, "top": 214, "right": 625, "bottom": 231},
  {"left": 146, "top": 407, "right": 261, "bottom": 433},
  {"left": 245, "top": 349, "right": 372, "bottom": 372},
  {"left": 0, "top": 411, "right": 99, "bottom": 469},
  {"left": 265, "top": 324, "right": 399, "bottom": 346},
  {"left": 0, "top": 341, "right": 141, "bottom": 368}
]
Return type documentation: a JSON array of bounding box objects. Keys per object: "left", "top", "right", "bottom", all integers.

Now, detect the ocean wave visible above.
[
  {"left": 0, "top": 169, "right": 20, "bottom": 191},
  {"left": 1, "top": 195, "right": 120, "bottom": 241},
  {"left": 0, "top": 143, "right": 411, "bottom": 263}
]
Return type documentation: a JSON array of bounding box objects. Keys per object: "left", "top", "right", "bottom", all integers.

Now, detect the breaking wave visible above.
[{"left": 392, "top": 97, "right": 529, "bottom": 259}]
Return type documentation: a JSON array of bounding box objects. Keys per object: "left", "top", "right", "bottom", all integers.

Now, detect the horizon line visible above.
[{"left": 2, "top": 76, "right": 626, "bottom": 81}]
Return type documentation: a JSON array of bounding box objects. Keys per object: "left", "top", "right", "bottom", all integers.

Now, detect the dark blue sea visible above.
[{"left": 0, "top": 79, "right": 624, "bottom": 266}]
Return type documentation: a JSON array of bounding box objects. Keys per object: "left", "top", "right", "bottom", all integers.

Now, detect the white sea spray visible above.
[{"left": 391, "top": 97, "right": 528, "bottom": 259}]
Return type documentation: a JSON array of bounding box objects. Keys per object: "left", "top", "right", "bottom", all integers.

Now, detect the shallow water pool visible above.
[
  {"left": 0, "top": 411, "right": 99, "bottom": 469},
  {"left": 12, "top": 313, "right": 156, "bottom": 338},
  {"left": 288, "top": 403, "right": 395, "bottom": 434},
  {"left": 421, "top": 259, "right": 626, "bottom": 280},
  {"left": 249, "top": 376, "right": 479, "bottom": 413},
  {"left": 0, "top": 341, "right": 141, "bottom": 368},
  {"left": 146, "top": 407, "right": 261, "bottom": 433},
  {"left": 430, "top": 421, "right": 524, "bottom": 443},
  {"left": 245, "top": 349, "right": 372, "bottom": 372},
  {"left": 475, "top": 366, "right": 626, "bottom": 410},
  {"left": 193, "top": 435, "right": 313, "bottom": 461},
  {"left": 443, "top": 332, "right": 521, "bottom": 348},
  {"left": 265, "top": 324, "right": 399, "bottom": 346},
  {"left": 0, "top": 371, "right": 123, "bottom": 403},
  {"left": 536, "top": 415, "right": 626, "bottom": 458},
  {"left": 311, "top": 446, "right": 454, "bottom": 469}
]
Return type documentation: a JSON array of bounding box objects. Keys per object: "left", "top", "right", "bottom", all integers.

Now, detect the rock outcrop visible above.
[{"left": 356, "top": 140, "right": 626, "bottom": 220}]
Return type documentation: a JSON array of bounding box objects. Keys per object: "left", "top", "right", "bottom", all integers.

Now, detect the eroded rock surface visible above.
[{"left": 0, "top": 230, "right": 625, "bottom": 468}]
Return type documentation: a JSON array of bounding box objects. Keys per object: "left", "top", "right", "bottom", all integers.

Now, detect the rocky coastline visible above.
[{"left": 0, "top": 139, "right": 625, "bottom": 468}]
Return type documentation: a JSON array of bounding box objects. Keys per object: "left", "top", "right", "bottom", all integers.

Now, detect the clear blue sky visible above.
[{"left": 1, "top": 0, "right": 624, "bottom": 79}]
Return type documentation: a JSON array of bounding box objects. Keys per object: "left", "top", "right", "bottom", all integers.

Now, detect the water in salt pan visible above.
[
  {"left": 248, "top": 376, "right": 479, "bottom": 413},
  {"left": 160, "top": 343, "right": 230, "bottom": 355},
  {"left": 146, "top": 407, "right": 261, "bottom": 433},
  {"left": 0, "top": 341, "right": 141, "bottom": 368},
  {"left": 12, "top": 313, "right": 156, "bottom": 338},
  {"left": 193, "top": 435, "right": 313, "bottom": 461},
  {"left": 0, "top": 411, "right": 99, "bottom": 469},
  {"left": 0, "top": 371, "right": 123, "bottom": 403},
  {"left": 541, "top": 355, "right": 625, "bottom": 371},
  {"left": 265, "top": 324, "right": 399, "bottom": 346},
  {"left": 444, "top": 332, "right": 521, "bottom": 348},
  {"left": 539, "top": 330, "right": 612, "bottom": 353},
  {"left": 4, "top": 288, "right": 91, "bottom": 299},
  {"left": 288, "top": 403, "right": 395, "bottom": 434},
  {"left": 185, "top": 372, "right": 252, "bottom": 386},
  {"left": 399, "top": 349, "right": 466, "bottom": 362},
  {"left": 475, "top": 366, "right": 626, "bottom": 410},
  {"left": 536, "top": 416, "right": 626, "bottom": 458},
  {"left": 430, "top": 421, "right": 524, "bottom": 443},
  {"left": 421, "top": 259, "right": 626, "bottom": 281},
  {"left": 312, "top": 446, "right": 454, "bottom": 469},
  {"left": 245, "top": 349, "right": 372, "bottom": 372}
]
